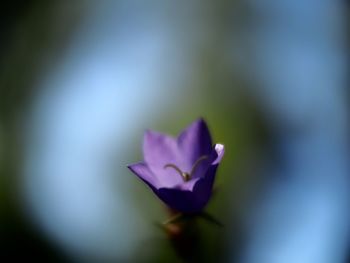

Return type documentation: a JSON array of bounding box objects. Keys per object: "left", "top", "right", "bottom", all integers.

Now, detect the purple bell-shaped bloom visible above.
[{"left": 128, "top": 119, "right": 224, "bottom": 213}]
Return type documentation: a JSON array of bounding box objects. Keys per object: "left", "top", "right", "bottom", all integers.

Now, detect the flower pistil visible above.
[{"left": 164, "top": 155, "right": 209, "bottom": 182}]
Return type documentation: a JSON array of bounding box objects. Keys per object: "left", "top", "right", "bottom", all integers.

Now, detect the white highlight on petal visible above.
[{"left": 213, "top": 144, "right": 225, "bottom": 165}]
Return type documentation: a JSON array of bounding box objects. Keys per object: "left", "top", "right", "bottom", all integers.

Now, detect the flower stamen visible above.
[
  {"left": 164, "top": 155, "right": 209, "bottom": 182},
  {"left": 164, "top": 164, "right": 190, "bottom": 181},
  {"left": 190, "top": 155, "right": 209, "bottom": 177}
]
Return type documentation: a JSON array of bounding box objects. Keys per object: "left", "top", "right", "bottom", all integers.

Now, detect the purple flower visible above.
[{"left": 128, "top": 119, "right": 224, "bottom": 213}]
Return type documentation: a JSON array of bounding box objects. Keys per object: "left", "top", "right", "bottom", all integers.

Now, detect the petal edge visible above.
[{"left": 127, "top": 162, "right": 160, "bottom": 189}]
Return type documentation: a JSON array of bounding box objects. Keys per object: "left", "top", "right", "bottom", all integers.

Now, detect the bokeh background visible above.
[{"left": 0, "top": 0, "right": 349, "bottom": 262}]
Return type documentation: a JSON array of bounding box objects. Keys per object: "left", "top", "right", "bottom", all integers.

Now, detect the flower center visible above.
[{"left": 164, "top": 155, "right": 208, "bottom": 182}]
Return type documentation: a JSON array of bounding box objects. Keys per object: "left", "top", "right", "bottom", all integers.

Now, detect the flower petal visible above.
[
  {"left": 156, "top": 165, "right": 218, "bottom": 213},
  {"left": 189, "top": 143, "right": 224, "bottom": 180},
  {"left": 176, "top": 176, "right": 201, "bottom": 191},
  {"left": 156, "top": 188, "right": 198, "bottom": 213},
  {"left": 177, "top": 118, "right": 212, "bottom": 171},
  {"left": 127, "top": 162, "right": 160, "bottom": 189},
  {"left": 143, "top": 130, "right": 183, "bottom": 187}
]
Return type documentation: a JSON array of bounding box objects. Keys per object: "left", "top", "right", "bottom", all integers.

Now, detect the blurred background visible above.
[{"left": 0, "top": 0, "right": 349, "bottom": 262}]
